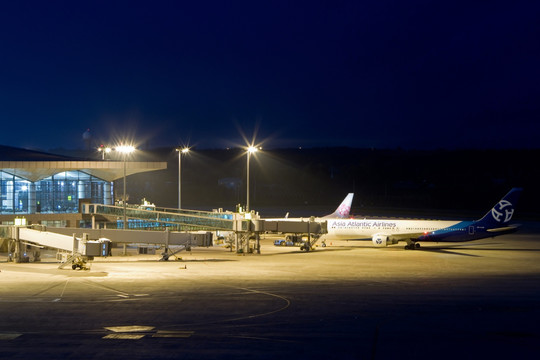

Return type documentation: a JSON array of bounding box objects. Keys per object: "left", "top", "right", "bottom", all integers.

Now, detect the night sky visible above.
[{"left": 1, "top": 1, "right": 539, "bottom": 151}]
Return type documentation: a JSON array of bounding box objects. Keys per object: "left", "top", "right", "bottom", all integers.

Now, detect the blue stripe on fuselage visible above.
[{"left": 417, "top": 220, "right": 492, "bottom": 242}]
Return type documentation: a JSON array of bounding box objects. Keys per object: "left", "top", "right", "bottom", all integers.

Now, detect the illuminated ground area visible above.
[{"left": 1, "top": 225, "right": 540, "bottom": 360}]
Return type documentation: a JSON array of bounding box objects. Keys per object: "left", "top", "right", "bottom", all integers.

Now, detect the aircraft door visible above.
[{"left": 468, "top": 226, "right": 475, "bottom": 235}]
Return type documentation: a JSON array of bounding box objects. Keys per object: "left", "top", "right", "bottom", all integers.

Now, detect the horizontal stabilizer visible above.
[{"left": 486, "top": 225, "right": 520, "bottom": 233}]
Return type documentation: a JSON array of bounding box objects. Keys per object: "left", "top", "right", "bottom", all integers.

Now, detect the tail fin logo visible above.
[
  {"left": 337, "top": 204, "right": 351, "bottom": 218},
  {"left": 491, "top": 200, "right": 514, "bottom": 223}
]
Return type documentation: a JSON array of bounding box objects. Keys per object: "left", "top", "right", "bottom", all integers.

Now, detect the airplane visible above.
[
  {"left": 323, "top": 188, "right": 522, "bottom": 249},
  {"left": 265, "top": 193, "right": 354, "bottom": 221}
]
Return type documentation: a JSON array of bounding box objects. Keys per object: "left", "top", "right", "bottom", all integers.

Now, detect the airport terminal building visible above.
[{"left": 0, "top": 145, "right": 166, "bottom": 227}]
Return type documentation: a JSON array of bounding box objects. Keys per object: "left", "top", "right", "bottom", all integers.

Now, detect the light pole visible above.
[
  {"left": 116, "top": 145, "right": 135, "bottom": 229},
  {"left": 246, "top": 146, "right": 258, "bottom": 212},
  {"left": 97, "top": 145, "right": 112, "bottom": 160},
  {"left": 176, "top": 147, "right": 190, "bottom": 209}
]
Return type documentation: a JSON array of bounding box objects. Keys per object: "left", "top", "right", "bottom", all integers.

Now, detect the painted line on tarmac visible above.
[
  {"left": 105, "top": 325, "right": 155, "bottom": 333},
  {"left": 0, "top": 333, "right": 22, "bottom": 340},
  {"left": 102, "top": 325, "right": 154, "bottom": 340},
  {"left": 103, "top": 334, "right": 145, "bottom": 340},
  {"left": 152, "top": 330, "right": 194, "bottom": 338},
  {"left": 82, "top": 279, "right": 131, "bottom": 297},
  {"left": 101, "top": 326, "right": 194, "bottom": 340},
  {"left": 224, "top": 286, "right": 291, "bottom": 321}
]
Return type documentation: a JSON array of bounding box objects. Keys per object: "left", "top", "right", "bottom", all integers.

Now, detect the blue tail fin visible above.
[{"left": 477, "top": 188, "right": 523, "bottom": 227}]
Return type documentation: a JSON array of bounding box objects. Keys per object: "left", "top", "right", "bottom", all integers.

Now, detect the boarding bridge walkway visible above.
[
  {"left": 1, "top": 204, "right": 328, "bottom": 270},
  {"left": 83, "top": 203, "right": 328, "bottom": 253},
  {"left": 2, "top": 225, "right": 111, "bottom": 268},
  {"left": 2, "top": 224, "right": 212, "bottom": 266},
  {"left": 84, "top": 204, "right": 243, "bottom": 231},
  {"left": 83, "top": 203, "right": 327, "bottom": 235}
]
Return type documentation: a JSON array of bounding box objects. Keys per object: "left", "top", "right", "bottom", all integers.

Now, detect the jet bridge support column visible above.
[
  {"left": 306, "top": 221, "right": 312, "bottom": 252},
  {"left": 233, "top": 231, "right": 252, "bottom": 254},
  {"left": 233, "top": 213, "right": 259, "bottom": 254},
  {"left": 252, "top": 220, "right": 263, "bottom": 254},
  {"left": 255, "top": 233, "right": 260, "bottom": 254},
  {"left": 8, "top": 227, "right": 29, "bottom": 263},
  {"left": 9, "top": 227, "right": 19, "bottom": 262},
  {"left": 237, "top": 220, "right": 262, "bottom": 254},
  {"left": 161, "top": 228, "right": 171, "bottom": 261}
]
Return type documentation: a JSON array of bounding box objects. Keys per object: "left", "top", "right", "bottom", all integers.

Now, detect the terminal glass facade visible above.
[{"left": 0, "top": 170, "right": 112, "bottom": 214}]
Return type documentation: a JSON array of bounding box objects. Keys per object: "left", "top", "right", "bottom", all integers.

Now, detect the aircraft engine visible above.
[{"left": 372, "top": 234, "right": 389, "bottom": 247}]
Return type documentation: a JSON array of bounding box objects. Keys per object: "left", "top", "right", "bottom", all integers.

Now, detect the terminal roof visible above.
[{"left": 0, "top": 145, "right": 166, "bottom": 181}]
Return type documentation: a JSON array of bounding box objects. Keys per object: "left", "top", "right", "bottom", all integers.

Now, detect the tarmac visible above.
[{"left": 1, "top": 224, "right": 540, "bottom": 359}]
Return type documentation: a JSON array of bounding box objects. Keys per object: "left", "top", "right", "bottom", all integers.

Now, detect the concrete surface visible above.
[{"left": 1, "top": 225, "right": 540, "bottom": 359}]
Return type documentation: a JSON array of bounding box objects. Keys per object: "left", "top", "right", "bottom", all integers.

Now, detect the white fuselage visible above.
[{"left": 325, "top": 218, "right": 461, "bottom": 240}]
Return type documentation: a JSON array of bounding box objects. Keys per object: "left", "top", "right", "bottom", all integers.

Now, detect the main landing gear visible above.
[{"left": 404, "top": 242, "right": 421, "bottom": 250}]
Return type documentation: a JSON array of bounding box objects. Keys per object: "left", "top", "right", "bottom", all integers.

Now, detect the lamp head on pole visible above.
[
  {"left": 116, "top": 145, "right": 136, "bottom": 154},
  {"left": 97, "top": 145, "right": 112, "bottom": 153},
  {"left": 97, "top": 145, "right": 112, "bottom": 159}
]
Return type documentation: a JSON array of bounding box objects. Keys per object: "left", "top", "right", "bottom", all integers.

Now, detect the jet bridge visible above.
[
  {"left": 83, "top": 204, "right": 240, "bottom": 231},
  {"left": 83, "top": 203, "right": 327, "bottom": 253},
  {"left": 5, "top": 226, "right": 111, "bottom": 269},
  {"left": 45, "top": 227, "right": 213, "bottom": 261},
  {"left": 1, "top": 204, "right": 327, "bottom": 270},
  {"left": 2, "top": 223, "right": 213, "bottom": 269}
]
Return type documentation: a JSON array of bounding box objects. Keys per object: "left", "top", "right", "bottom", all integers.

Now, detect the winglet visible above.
[{"left": 323, "top": 193, "right": 354, "bottom": 219}]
